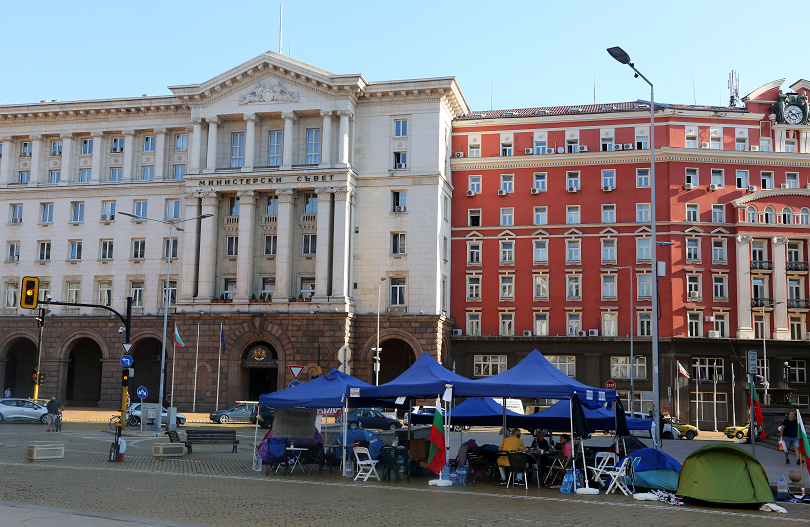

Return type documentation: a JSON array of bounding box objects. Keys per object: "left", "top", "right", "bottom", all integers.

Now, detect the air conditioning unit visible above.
[
  {"left": 700, "top": 142, "right": 710, "bottom": 149},
  {"left": 26, "top": 443, "right": 65, "bottom": 461},
  {"left": 780, "top": 183, "right": 788, "bottom": 189},
  {"left": 707, "top": 330, "right": 720, "bottom": 339},
  {"left": 153, "top": 443, "right": 185, "bottom": 458},
  {"left": 684, "top": 183, "right": 694, "bottom": 190},
  {"left": 624, "top": 144, "right": 634, "bottom": 150},
  {"left": 546, "top": 149, "right": 555, "bottom": 155},
  {"left": 588, "top": 329, "right": 599, "bottom": 337},
  {"left": 466, "top": 190, "right": 475, "bottom": 197},
  {"left": 567, "top": 186, "right": 577, "bottom": 193},
  {"left": 603, "top": 185, "right": 614, "bottom": 192},
  {"left": 497, "top": 189, "right": 507, "bottom": 196},
  {"left": 747, "top": 185, "right": 756, "bottom": 192},
  {"left": 614, "top": 144, "right": 623, "bottom": 150},
  {"left": 394, "top": 206, "right": 406, "bottom": 212},
  {"left": 689, "top": 291, "right": 700, "bottom": 299},
  {"left": 577, "top": 330, "right": 587, "bottom": 337},
  {"left": 806, "top": 183, "right": 810, "bottom": 190},
  {"left": 396, "top": 163, "right": 407, "bottom": 169},
  {"left": 523, "top": 330, "right": 533, "bottom": 337},
  {"left": 750, "top": 145, "right": 759, "bottom": 151},
  {"left": 11, "top": 218, "right": 22, "bottom": 224},
  {"left": 578, "top": 145, "right": 588, "bottom": 152},
  {"left": 705, "top": 316, "right": 715, "bottom": 322},
  {"left": 708, "top": 183, "right": 718, "bottom": 191},
  {"left": 525, "top": 148, "right": 533, "bottom": 155},
  {"left": 530, "top": 187, "right": 540, "bottom": 195},
  {"left": 557, "top": 147, "right": 565, "bottom": 153},
  {"left": 454, "top": 152, "right": 464, "bottom": 158},
  {"left": 51, "top": 151, "right": 61, "bottom": 156},
  {"left": 451, "top": 329, "right": 463, "bottom": 337},
  {"left": 101, "top": 214, "right": 114, "bottom": 221}
]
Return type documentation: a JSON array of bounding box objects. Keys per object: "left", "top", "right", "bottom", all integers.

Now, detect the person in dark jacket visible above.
[
  {"left": 46, "top": 397, "right": 62, "bottom": 432},
  {"left": 781, "top": 410, "right": 802, "bottom": 465}
]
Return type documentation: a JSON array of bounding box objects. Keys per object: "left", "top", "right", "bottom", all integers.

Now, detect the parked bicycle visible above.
[
  {"left": 54, "top": 411, "right": 62, "bottom": 432},
  {"left": 109, "top": 412, "right": 139, "bottom": 430}
]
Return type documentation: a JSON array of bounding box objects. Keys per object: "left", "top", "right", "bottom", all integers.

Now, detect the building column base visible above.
[
  {"left": 774, "top": 328, "right": 792, "bottom": 340},
  {"left": 736, "top": 327, "right": 755, "bottom": 339}
]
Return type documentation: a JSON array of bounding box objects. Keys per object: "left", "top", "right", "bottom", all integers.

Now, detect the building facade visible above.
[
  {"left": 0, "top": 52, "right": 468, "bottom": 408},
  {"left": 450, "top": 78, "right": 810, "bottom": 428}
]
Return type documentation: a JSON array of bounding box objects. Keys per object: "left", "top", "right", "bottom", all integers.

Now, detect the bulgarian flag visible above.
[
  {"left": 173, "top": 324, "right": 185, "bottom": 348},
  {"left": 748, "top": 382, "right": 766, "bottom": 441},
  {"left": 677, "top": 361, "right": 690, "bottom": 378},
  {"left": 427, "top": 406, "right": 446, "bottom": 475},
  {"left": 797, "top": 410, "right": 810, "bottom": 477}
]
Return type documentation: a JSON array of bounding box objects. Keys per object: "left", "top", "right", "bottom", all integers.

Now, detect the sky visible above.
[{"left": 0, "top": 1, "right": 803, "bottom": 112}]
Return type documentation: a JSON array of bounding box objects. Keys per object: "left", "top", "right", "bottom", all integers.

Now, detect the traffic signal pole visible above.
[{"left": 33, "top": 307, "right": 46, "bottom": 399}]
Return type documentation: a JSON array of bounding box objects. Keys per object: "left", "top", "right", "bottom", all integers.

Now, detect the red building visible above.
[{"left": 450, "top": 78, "right": 810, "bottom": 428}]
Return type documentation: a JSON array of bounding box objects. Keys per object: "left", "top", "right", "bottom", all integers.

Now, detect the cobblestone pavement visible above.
[{"left": 0, "top": 423, "right": 808, "bottom": 526}]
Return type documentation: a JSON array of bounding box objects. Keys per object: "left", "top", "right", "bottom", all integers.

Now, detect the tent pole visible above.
[
  {"left": 502, "top": 397, "right": 507, "bottom": 437},
  {"left": 569, "top": 398, "right": 574, "bottom": 463},
  {"left": 341, "top": 396, "right": 348, "bottom": 477}
]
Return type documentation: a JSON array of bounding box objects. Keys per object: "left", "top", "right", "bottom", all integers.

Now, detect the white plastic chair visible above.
[
  {"left": 604, "top": 457, "right": 632, "bottom": 495},
  {"left": 353, "top": 447, "right": 380, "bottom": 482},
  {"left": 589, "top": 452, "right": 616, "bottom": 484}
]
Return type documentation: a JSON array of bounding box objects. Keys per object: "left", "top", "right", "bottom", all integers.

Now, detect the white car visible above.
[
  {"left": 403, "top": 405, "right": 440, "bottom": 426},
  {"left": 628, "top": 411, "right": 680, "bottom": 440},
  {"left": 0, "top": 398, "right": 49, "bottom": 424},
  {"left": 127, "top": 403, "right": 186, "bottom": 426}
]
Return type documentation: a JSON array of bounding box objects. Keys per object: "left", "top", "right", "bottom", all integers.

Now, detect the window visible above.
[
  {"left": 788, "top": 243, "right": 801, "bottom": 262},
  {"left": 468, "top": 144, "right": 480, "bottom": 158},
  {"left": 304, "top": 193, "right": 318, "bottom": 214},
  {"left": 639, "top": 313, "right": 652, "bottom": 336},
  {"left": 500, "top": 174, "right": 514, "bottom": 193},
  {"left": 100, "top": 240, "right": 114, "bottom": 260},
  {"left": 602, "top": 239, "right": 616, "bottom": 262},
  {"left": 143, "top": 136, "right": 155, "bottom": 152},
  {"left": 130, "top": 281, "right": 144, "bottom": 307},
  {"left": 166, "top": 200, "right": 180, "bottom": 219},
  {"left": 467, "top": 276, "right": 481, "bottom": 299},
  {"left": 686, "top": 239, "right": 700, "bottom": 261},
  {"left": 174, "top": 133, "right": 187, "bottom": 151},
  {"left": 7, "top": 242, "right": 20, "bottom": 262},
  {"left": 686, "top": 135, "right": 697, "bottom": 149},
  {"left": 752, "top": 242, "right": 765, "bottom": 262},
  {"left": 714, "top": 314, "right": 727, "bottom": 337},
  {"left": 602, "top": 204, "right": 615, "bottom": 223},
  {"left": 306, "top": 129, "right": 320, "bottom": 164},
  {"left": 467, "top": 209, "right": 481, "bottom": 227},
  {"left": 392, "top": 191, "right": 406, "bottom": 211},
  {"left": 788, "top": 360, "right": 807, "bottom": 384},
  {"left": 268, "top": 131, "right": 282, "bottom": 166},
  {"left": 534, "top": 141, "right": 547, "bottom": 155},
  {"left": 535, "top": 313, "right": 549, "bottom": 336},
  {"left": 789, "top": 279, "right": 801, "bottom": 301},
  {"left": 713, "top": 276, "right": 726, "bottom": 299},
  {"left": 468, "top": 242, "right": 481, "bottom": 264},
  {"left": 786, "top": 173, "right": 799, "bottom": 188},
  {"left": 602, "top": 275, "right": 616, "bottom": 298},
  {"left": 784, "top": 207, "right": 795, "bottom": 225},
  {"left": 753, "top": 314, "right": 765, "bottom": 339},
  {"left": 638, "top": 275, "right": 652, "bottom": 298},
  {"left": 101, "top": 201, "right": 116, "bottom": 220},
  {"left": 566, "top": 139, "right": 578, "bottom": 153},
  {"left": 533, "top": 173, "right": 546, "bottom": 191},
  {"left": 474, "top": 355, "right": 507, "bottom": 376},
  {"left": 636, "top": 203, "right": 650, "bottom": 222},
  {"left": 501, "top": 143, "right": 512, "bottom": 156},
  {"left": 41, "top": 203, "right": 53, "bottom": 223},
  {"left": 533, "top": 241, "right": 548, "bottom": 263},
  {"left": 392, "top": 233, "right": 406, "bottom": 254},
  {"left": 302, "top": 234, "right": 316, "bottom": 255},
  {"left": 533, "top": 207, "right": 547, "bottom": 225},
  {"left": 37, "top": 281, "right": 49, "bottom": 302},
  {"left": 69, "top": 240, "right": 82, "bottom": 260},
  {"left": 390, "top": 278, "right": 406, "bottom": 306},
  {"left": 752, "top": 277, "right": 765, "bottom": 299},
  {"left": 760, "top": 139, "right": 771, "bottom": 151},
  {"left": 38, "top": 241, "right": 50, "bottom": 261},
  {"left": 691, "top": 358, "right": 723, "bottom": 381},
  {"left": 231, "top": 133, "right": 245, "bottom": 167},
  {"left": 500, "top": 241, "right": 513, "bottom": 263},
  {"left": 71, "top": 202, "right": 84, "bottom": 222},
  {"left": 637, "top": 169, "right": 650, "bottom": 188},
  {"left": 602, "top": 170, "right": 615, "bottom": 188},
  {"left": 685, "top": 168, "right": 698, "bottom": 187},
  {"left": 712, "top": 240, "right": 726, "bottom": 262},
  {"left": 567, "top": 313, "right": 581, "bottom": 336},
  {"left": 711, "top": 169, "right": 723, "bottom": 187},
  {"left": 141, "top": 166, "right": 154, "bottom": 181},
  {"left": 687, "top": 275, "right": 700, "bottom": 298},
  {"left": 163, "top": 280, "right": 177, "bottom": 306},
  {"left": 18, "top": 171, "right": 30, "bottom": 183},
  {"left": 636, "top": 134, "right": 649, "bottom": 150},
  {"left": 81, "top": 138, "right": 93, "bottom": 155},
  {"left": 500, "top": 208, "right": 513, "bottom": 226},
  {"left": 688, "top": 314, "right": 701, "bottom": 337},
  {"left": 110, "top": 168, "right": 122, "bottom": 182},
  {"left": 711, "top": 205, "right": 724, "bottom": 223},
  {"left": 746, "top": 206, "right": 757, "bottom": 223},
  {"left": 763, "top": 207, "right": 775, "bottom": 224},
  {"left": 468, "top": 175, "right": 481, "bottom": 194},
  {"left": 637, "top": 238, "right": 651, "bottom": 261},
  {"left": 567, "top": 275, "right": 580, "bottom": 298},
  {"left": 735, "top": 138, "right": 747, "bottom": 151},
  {"left": 51, "top": 140, "right": 62, "bottom": 155},
  {"left": 78, "top": 169, "right": 91, "bottom": 182},
  {"left": 686, "top": 203, "right": 698, "bottom": 222},
  {"left": 111, "top": 137, "right": 125, "bottom": 151},
  {"left": 98, "top": 280, "right": 112, "bottom": 307},
  {"left": 611, "top": 356, "right": 647, "bottom": 379},
  {"left": 134, "top": 200, "right": 147, "bottom": 218},
  {"left": 132, "top": 239, "right": 145, "bottom": 259},
  {"left": 566, "top": 240, "right": 580, "bottom": 262},
  {"left": 548, "top": 355, "right": 576, "bottom": 377},
  {"left": 803, "top": 208, "right": 810, "bottom": 225},
  {"left": 500, "top": 313, "right": 514, "bottom": 335},
  {"left": 534, "top": 275, "right": 548, "bottom": 298},
  {"left": 761, "top": 172, "right": 773, "bottom": 190},
  {"left": 172, "top": 165, "right": 186, "bottom": 180},
  {"left": 300, "top": 278, "right": 315, "bottom": 299},
  {"left": 601, "top": 138, "right": 614, "bottom": 152},
  {"left": 20, "top": 142, "right": 32, "bottom": 156},
  {"left": 266, "top": 195, "right": 278, "bottom": 215},
  {"left": 261, "top": 277, "right": 275, "bottom": 298},
  {"left": 48, "top": 170, "right": 60, "bottom": 184},
  {"left": 736, "top": 170, "right": 748, "bottom": 189},
  {"left": 164, "top": 238, "right": 178, "bottom": 259},
  {"left": 264, "top": 235, "right": 277, "bottom": 256},
  {"left": 710, "top": 137, "right": 721, "bottom": 150},
  {"left": 785, "top": 140, "right": 796, "bottom": 153},
  {"left": 566, "top": 172, "right": 579, "bottom": 190},
  {"left": 500, "top": 276, "right": 514, "bottom": 299},
  {"left": 394, "top": 119, "right": 408, "bottom": 137},
  {"left": 566, "top": 206, "right": 580, "bottom": 224},
  {"left": 66, "top": 281, "right": 81, "bottom": 304},
  {"left": 10, "top": 204, "right": 22, "bottom": 223}
]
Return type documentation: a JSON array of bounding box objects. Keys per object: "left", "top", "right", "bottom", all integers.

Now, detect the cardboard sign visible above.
[
  {"left": 272, "top": 407, "right": 318, "bottom": 439},
  {"left": 349, "top": 387, "right": 360, "bottom": 398}
]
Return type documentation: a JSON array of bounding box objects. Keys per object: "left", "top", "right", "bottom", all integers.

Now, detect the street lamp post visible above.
[
  {"left": 759, "top": 300, "right": 784, "bottom": 405},
  {"left": 373, "top": 277, "right": 385, "bottom": 386},
  {"left": 610, "top": 266, "right": 635, "bottom": 413},
  {"left": 607, "top": 46, "right": 661, "bottom": 449},
  {"left": 119, "top": 211, "right": 212, "bottom": 428}
]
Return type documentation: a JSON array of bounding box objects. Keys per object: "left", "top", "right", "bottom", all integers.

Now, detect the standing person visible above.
[
  {"left": 3, "top": 387, "right": 10, "bottom": 398},
  {"left": 497, "top": 428, "right": 527, "bottom": 481},
  {"left": 46, "top": 397, "right": 62, "bottom": 432},
  {"left": 781, "top": 410, "right": 802, "bottom": 465},
  {"left": 162, "top": 393, "right": 171, "bottom": 408}
]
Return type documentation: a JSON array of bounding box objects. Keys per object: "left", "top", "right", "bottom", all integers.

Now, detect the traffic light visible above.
[
  {"left": 31, "top": 369, "right": 38, "bottom": 385},
  {"left": 39, "top": 372, "right": 47, "bottom": 383},
  {"left": 122, "top": 369, "right": 129, "bottom": 387},
  {"left": 19, "top": 277, "right": 39, "bottom": 309}
]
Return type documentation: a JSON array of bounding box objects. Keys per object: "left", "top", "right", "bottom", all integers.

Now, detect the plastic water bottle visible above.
[
  {"left": 459, "top": 464, "right": 467, "bottom": 486},
  {"left": 398, "top": 456, "right": 406, "bottom": 474},
  {"left": 778, "top": 476, "right": 789, "bottom": 498},
  {"left": 450, "top": 466, "right": 459, "bottom": 485}
]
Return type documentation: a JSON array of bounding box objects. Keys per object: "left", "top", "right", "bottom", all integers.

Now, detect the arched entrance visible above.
[
  {"left": 3, "top": 337, "right": 37, "bottom": 399},
  {"left": 378, "top": 338, "right": 416, "bottom": 385},
  {"left": 65, "top": 338, "right": 103, "bottom": 405},
  {"left": 241, "top": 342, "right": 278, "bottom": 401},
  {"left": 128, "top": 337, "right": 163, "bottom": 403}
]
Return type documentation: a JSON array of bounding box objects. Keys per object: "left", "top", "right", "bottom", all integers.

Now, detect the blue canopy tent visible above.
[
  {"left": 358, "top": 353, "right": 473, "bottom": 399},
  {"left": 619, "top": 447, "right": 681, "bottom": 491},
  {"left": 525, "top": 400, "right": 653, "bottom": 432},
  {"left": 409, "top": 397, "right": 537, "bottom": 428},
  {"left": 258, "top": 368, "right": 376, "bottom": 408}
]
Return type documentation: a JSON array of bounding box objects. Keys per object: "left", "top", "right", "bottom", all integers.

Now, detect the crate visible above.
[
  {"left": 26, "top": 443, "right": 65, "bottom": 461},
  {"left": 153, "top": 443, "right": 185, "bottom": 457}
]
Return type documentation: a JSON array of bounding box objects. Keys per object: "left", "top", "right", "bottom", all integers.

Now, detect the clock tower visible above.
[{"left": 773, "top": 90, "right": 810, "bottom": 126}]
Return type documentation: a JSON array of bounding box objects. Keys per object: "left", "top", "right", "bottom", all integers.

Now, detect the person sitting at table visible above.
[
  {"left": 531, "top": 431, "right": 550, "bottom": 451},
  {"left": 497, "top": 428, "right": 527, "bottom": 482},
  {"left": 559, "top": 434, "right": 572, "bottom": 458}
]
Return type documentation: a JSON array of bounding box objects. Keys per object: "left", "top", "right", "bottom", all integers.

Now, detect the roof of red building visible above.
[{"left": 457, "top": 100, "right": 748, "bottom": 120}]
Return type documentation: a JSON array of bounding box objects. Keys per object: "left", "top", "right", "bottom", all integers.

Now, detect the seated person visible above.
[
  {"left": 531, "top": 431, "right": 550, "bottom": 451},
  {"left": 559, "top": 434, "right": 572, "bottom": 458},
  {"left": 497, "top": 428, "right": 527, "bottom": 481}
]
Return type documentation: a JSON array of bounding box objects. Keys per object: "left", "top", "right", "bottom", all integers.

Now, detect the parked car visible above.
[
  {"left": 127, "top": 403, "right": 186, "bottom": 426},
  {"left": 403, "top": 405, "right": 439, "bottom": 426},
  {"left": 724, "top": 422, "right": 762, "bottom": 441},
  {"left": 209, "top": 402, "right": 256, "bottom": 424},
  {"left": 249, "top": 405, "right": 275, "bottom": 429},
  {"left": 628, "top": 411, "right": 680, "bottom": 440},
  {"left": 663, "top": 415, "right": 699, "bottom": 440},
  {"left": 0, "top": 398, "right": 49, "bottom": 424},
  {"left": 340, "top": 408, "right": 402, "bottom": 430}
]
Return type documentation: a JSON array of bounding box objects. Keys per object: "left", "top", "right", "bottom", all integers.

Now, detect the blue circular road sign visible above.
[
  {"left": 137, "top": 386, "right": 148, "bottom": 399},
  {"left": 288, "top": 380, "right": 302, "bottom": 389},
  {"left": 120, "top": 355, "right": 133, "bottom": 368}
]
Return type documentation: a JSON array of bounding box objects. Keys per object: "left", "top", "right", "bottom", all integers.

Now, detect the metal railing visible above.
[
  {"left": 751, "top": 298, "right": 774, "bottom": 308},
  {"left": 750, "top": 260, "right": 773, "bottom": 270}
]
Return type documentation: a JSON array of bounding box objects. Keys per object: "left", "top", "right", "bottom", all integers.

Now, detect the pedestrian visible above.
[
  {"left": 46, "top": 397, "right": 62, "bottom": 432},
  {"left": 781, "top": 410, "right": 803, "bottom": 465},
  {"left": 162, "top": 393, "right": 171, "bottom": 408},
  {"left": 559, "top": 434, "right": 572, "bottom": 458},
  {"left": 3, "top": 387, "right": 10, "bottom": 398}
]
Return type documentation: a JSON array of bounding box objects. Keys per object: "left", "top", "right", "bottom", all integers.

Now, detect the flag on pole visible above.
[
  {"left": 677, "top": 361, "right": 691, "bottom": 378},
  {"left": 174, "top": 324, "right": 184, "bottom": 348},
  {"left": 797, "top": 409, "right": 810, "bottom": 477},
  {"left": 748, "top": 382, "right": 766, "bottom": 441},
  {"left": 427, "top": 405, "right": 446, "bottom": 475}
]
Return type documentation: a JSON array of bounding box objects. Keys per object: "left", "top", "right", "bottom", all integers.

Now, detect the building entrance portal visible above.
[
  {"left": 65, "top": 338, "right": 103, "bottom": 405},
  {"left": 128, "top": 338, "right": 163, "bottom": 403},
  {"left": 3, "top": 338, "right": 37, "bottom": 399},
  {"left": 241, "top": 343, "right": 278, "bottom": 401},
  {"left": 378, "top": 338, "right": 415, "bottom": 385}
]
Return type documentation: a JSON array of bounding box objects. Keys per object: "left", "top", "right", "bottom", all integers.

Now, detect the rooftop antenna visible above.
[
  {"left": 691, "top": 71, "right": 696, "bottom": 105},
  {"left": 279, "top": 0, "right": 283, "bottom": 54},
  {"left": 490, "top": 77, "right": 492, "bottom": 111},
  {"left": 728, "top": 70, "right": 740, "bottom": 107}
]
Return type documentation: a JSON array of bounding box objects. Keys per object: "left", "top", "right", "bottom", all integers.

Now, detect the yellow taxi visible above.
[
  {"left": 663, "top": 415, "right": 699, "bottom": 440},
  {"left": 724, "top": 422, "right": 761, "bottom": 441}
]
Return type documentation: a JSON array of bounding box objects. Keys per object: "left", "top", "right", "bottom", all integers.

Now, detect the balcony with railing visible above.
[
  {"left": 751, "top": 298, "right": 774, "bottom": 308},
  {"left": 788, "top": 299, "right": 810, "bottom": 309},
  {"left": 261, "top": 214, "right": 277, "bottom": 226},
  {"left": 787, "top": 261, "right": 809, "bottom": 272},
  {"left": 750, "top": 260, "right": 773, "bottom": 270}
]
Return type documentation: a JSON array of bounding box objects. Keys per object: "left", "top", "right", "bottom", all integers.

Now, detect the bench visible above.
[{"left": 179, "top": 430, "right": 239, "bottom": 453}]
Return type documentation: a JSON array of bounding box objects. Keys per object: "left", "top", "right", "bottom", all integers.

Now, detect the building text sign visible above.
[{"left": 191, "top": 174, "right": 338, "bottom": 187}]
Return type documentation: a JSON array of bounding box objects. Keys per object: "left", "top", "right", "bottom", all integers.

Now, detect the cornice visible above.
[
  {"left": 730, "top": 188, "right": 810, "bottom": 207},
  {"left": 0, "top": 99, "right": 190, "bottom": 126}
]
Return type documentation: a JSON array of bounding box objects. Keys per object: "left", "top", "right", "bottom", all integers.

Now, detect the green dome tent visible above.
[{"left": 677, "top": 443, "right": 773, "bottom": 504}]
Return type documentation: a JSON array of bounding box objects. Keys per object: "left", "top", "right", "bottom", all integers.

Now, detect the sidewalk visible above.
[
  {"left": 62, "top": 407, "right": 215, "bottom": 423},
  {"left": 0, "top": 501, "right": 207, "bottom": 527}
]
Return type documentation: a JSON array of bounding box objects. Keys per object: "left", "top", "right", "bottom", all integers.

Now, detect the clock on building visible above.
[{"left": 785, "top": 104, "right": 804, "bottom": 125}]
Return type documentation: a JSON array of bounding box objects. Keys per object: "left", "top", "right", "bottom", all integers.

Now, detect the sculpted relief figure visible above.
[{"left": 238, "top": 79, "right": 299, "bottom": 105}]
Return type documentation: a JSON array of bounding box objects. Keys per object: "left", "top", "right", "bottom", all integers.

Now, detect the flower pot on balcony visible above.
[
  {"left": 225, "top": 299, "right": 233, "bottom": 304},
  {"left": 304, "top": 298, "right": 312, "bottom": 302}
]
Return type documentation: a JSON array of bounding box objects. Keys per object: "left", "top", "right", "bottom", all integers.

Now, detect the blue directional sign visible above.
[
  {"left": 136, "top": 386, "right": 148, "bottom": 399},
  {"left": 288, "top": 380, "right": 302, "bottom": 389},
  {"left": 120, "top": 355, "right": 133, "bottom": 368}
]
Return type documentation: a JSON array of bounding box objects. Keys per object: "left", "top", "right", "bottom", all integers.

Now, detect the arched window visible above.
[
  {"left": 764, "top": 206, "right": 775, "bottom": 224},
  {"left": 783, "top": 207, "right": 794, "bottom": 225},
  {"left": 746, "top": 206, "right": 757, "bottom": 223},
  {"left": 802, "top": 208, "right": 810, "bottom": 225}
]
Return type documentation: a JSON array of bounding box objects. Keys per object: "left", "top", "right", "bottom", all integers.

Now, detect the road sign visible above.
[
  {"left": 288, "top": 380, "right": 302, "bottom": 389},
  {"left": 136, "top": 386, "right": 148, "bottom": 399},
  {"left": 747, "top": 350, "right": 758, "bottom": 375},
  {"left": 605, "top": 379, "right": 616, "bottom": 390},
  {"left": 289, "top": 365, "right": 304, "bottom": 380},
  {"left": 122, "top": 343, "right": 133, "bottom": 354},
  {"left": 120, "top": 355, "right": 134, "bottom": 368}
]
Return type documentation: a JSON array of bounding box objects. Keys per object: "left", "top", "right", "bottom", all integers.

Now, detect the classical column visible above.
[
  {"left": 90, "top": 131, "right": 105, "bottom": 183},
  {"left": 736, "top": 235, "right": 754, "bottom": 339},
  {"left": 242, "top": 114, "right": 257, "bottom": 172},
  {"left": 28, "top": 134, "right": 43, "bottom": 186},
  {"left": 0, "top": 137, "right": 13, "bottom": 185},
  {"left": 180, "top": 191, "right": 203, "bottom": 302},
  {"left": 331, "top": 186, "right": 355, "bottom": 302},
  {"left": 319, "top": 110, "right": 333, "bottom": 168},
  {"left": 273, "top": 188, "right": 296, "bottom": 303},
  {"left": 313, "top": 188, "right": 334, "bottom": 301},
  {"left": 121, "top": 130, "right": 136, "bottom": 182},
  {"left": 153, "top": 128, "right": 167, "bottom": 180},
  {"left": 773, "top": 236, "right": 790, "bottom": 340},
  {"left": 235, "top": 189, "right": 257, "bottom": 301},
  {"left": 59, "top": 133, "right": 74, "bottom": 186},
  {"left": 197, "top": 191, "right": 222, "bottom": 299},
  {"left": 190, "top": 118, "right": 203, "bottom": 172},
  {"left": 281, "top": 112, "right": 297, "bottom": 169},
  {"left": 337, "top": 110, "right": 352, "bottom": 167},
  {"left": 205, "top": 117, "right": 221, "bottom": 173}
]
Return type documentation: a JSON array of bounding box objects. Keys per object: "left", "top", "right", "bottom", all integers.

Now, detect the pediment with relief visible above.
[{"left": 238, "top": 79, "right": 299, "bottom": 105}]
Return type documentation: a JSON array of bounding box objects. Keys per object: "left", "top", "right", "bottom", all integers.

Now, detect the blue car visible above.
[{"left": 209, "top": 402, "right": 256, "bottom": 424}]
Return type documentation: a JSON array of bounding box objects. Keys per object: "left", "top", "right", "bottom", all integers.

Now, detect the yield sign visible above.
[
  {"left": 122, "top": 343, "right": 133, "bottom": 354},
  {"left": 289, "top": 366, "right": 304, "bottom": 380}
]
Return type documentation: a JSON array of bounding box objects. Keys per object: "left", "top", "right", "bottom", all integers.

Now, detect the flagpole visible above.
[
  {"left": 713, "top": 377, "right": 718, "bottom": 432},
  {"left": 731, "top": 364, "right": 736, "bottom": 427},
  {"left": 170, "top": 323, "right": 177, "bottom": 408},
  {"left": 216, "top": 323, "right": 223, "bottom": 411},
  {"left": 193, "top": 323, "right": 200, "bottom": 413}
]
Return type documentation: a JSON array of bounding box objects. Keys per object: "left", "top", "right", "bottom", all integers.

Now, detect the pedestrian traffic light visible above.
[
  {"left": 39, "top": 372, "right": 47, "bottom": 383},
  {"left": 122, "top": 369, "right": 129, "bottom": 387},
  {"left": 31, "top": 369, "right": 38, "bottom": 385},
  {"left": 19, "top": 277, "right": 39, "bottom": 309}
]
